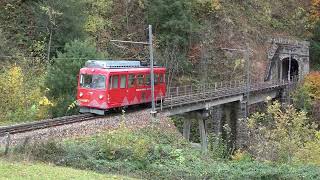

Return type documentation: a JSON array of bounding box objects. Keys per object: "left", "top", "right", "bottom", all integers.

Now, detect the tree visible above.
[
  {"left": 46, "top": 39, "right": 105, "bottom": 117},
  {"left": 146, "top": 0, "right": 197, "bottom": 48},
  {"left": 0, "top": 64, "right": 52, "bottom": 123},
  {"left": 293, "top": 72, "right": 320, "bottom": 126}
]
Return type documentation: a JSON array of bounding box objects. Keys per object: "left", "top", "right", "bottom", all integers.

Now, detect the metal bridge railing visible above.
[{"left": 156, "top": 77, "right": 298, "bottom": 111}]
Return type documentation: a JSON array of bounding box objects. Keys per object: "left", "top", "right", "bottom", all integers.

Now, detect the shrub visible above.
[
  {"left": 18, "top": 123, "right": 320, "bottom": 179},
  {"left": 99, "top": 127, "right": 153, "bottom": 162},
  {"left": 293, "top": 72, "right": 320, "bottom": 126},
  {"left": 247, "top": 101, "right": 317, "bottom": 162},
  {"left": 0, "top": 64, "right": 52, "bottom": 124},
  {"left": 294, "top": 131, "right": 320, "bottom": 165}
]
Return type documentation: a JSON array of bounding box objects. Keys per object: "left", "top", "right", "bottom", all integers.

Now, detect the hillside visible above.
[
  {"left": 0, "top": 0, "right": 317, "bottom": 120},
  {"left": 1, "top": 1, "right": 320, "bottom": 179}
]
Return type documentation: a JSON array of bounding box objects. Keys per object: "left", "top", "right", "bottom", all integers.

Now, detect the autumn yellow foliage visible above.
[
  {"left": 303, "top": 72, "right": 320, "bottom": 100},
  {"left": 0, "top": 65, "right": 52, "bottom": 124},
  {"left": 247, "top": 101, "right": 318, "bottom": 163},
  {"left": 311, "top": 0, "right": 320, "bottom": 24},
  {"left": 294, "top": 131, "right": 320, "bottom": 165}
]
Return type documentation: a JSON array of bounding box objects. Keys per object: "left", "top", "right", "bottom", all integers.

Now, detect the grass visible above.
[{"left": 0, "top": 159, "right": 136, "bottom": 180}]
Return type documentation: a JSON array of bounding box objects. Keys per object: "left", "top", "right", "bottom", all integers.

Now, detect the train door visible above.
[
  {"left": 155, "top": 72, "right": 166, "bottom": 99},
  {"left": 136, "top": 74, "right": 146, "bottom": 103},
  {"left": 118, "top": 73, "right": 128, "bottom": 106},
  {"left": 108, "top": 73, "right": 128, "bottom": 108},
  {"left": 108, "top": 74, "right": 119, "bottom": 108},
  {"left": 127, "top": 74, "right": 137, "bottom": 105}
]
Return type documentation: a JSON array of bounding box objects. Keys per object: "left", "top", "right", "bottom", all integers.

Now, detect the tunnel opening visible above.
[{"left": 282, "top": 57, "right": 299, "bottom": 81}]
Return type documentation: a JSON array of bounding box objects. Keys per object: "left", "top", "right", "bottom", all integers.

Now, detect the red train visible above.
[{"left": 77, "top": 60, "right": 166, "bottom": 115}]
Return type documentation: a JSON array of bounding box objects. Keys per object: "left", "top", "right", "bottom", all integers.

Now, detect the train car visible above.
[{"left": 77, "top": 60, "right": 166, "bottom": 115}]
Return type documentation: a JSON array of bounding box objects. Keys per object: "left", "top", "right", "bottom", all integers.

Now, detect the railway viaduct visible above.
[{"left": 156, "top": 38, "right": 310, "bottom": 152}]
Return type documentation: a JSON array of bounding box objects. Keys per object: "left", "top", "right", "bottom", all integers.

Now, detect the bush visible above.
[
  {"left": 293, "top": 72, "right": 320, "bottom": 126},
  {"left": 0, "top": 64, "right": 52, "bottom": 124},
  {"left": 294, "top": 131, "right": 320, "bottom": 165},
  {"left": 247, "top": 101, "right": 317, "bottom": 162},
  {"left": 19, "top": 123, "right": 320, "bottom": 179},
  {"left": 99, "top": 127, "right": 153, "bottom": 162}
]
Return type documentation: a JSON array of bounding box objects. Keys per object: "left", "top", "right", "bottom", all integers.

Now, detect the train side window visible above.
[
  {"left": 146, "top": 74, "right": 151, "bottom": 86},
  {"left": 128, "top": 74, "right": 135, "bottom": 88},
  {"left": 108, "top": 76, "right": 112, "bottom": 89},
  {"left": 137, "top": 74, "right": 144, "bottom": 86},
  {"left": 120, "top": 75, "right": 126, "bottom": 88},
  {"left": 159, "top": 74, "right": 164, "bottom": 83},
  {"left": 109, "top": 75, "right": 119, "bottom": 89},
  {"left": 154, "top": 74, "right": 159, "bottom": 85}
]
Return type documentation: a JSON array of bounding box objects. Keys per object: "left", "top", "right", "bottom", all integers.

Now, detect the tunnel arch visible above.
[{"left": 281, "top": 57, "right": 299, "bottom": 81}]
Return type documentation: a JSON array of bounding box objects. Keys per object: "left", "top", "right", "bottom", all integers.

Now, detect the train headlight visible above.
[
  {"left": 79, "top": 92, "right": 83, "bottom": 97},
  {"left": 99, "top": 95, "right": 104, "bottom": 99}
]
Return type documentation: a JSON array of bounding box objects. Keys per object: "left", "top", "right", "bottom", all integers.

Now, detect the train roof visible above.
[
  {"left": 84, "top": 60, "right": 163, "bottom": 69},
  {"left": 80, "top": 60, "right": 165, "bottom": 74},
  {"left": 80, "top": 67, "right": 165, "bottom": 73}
]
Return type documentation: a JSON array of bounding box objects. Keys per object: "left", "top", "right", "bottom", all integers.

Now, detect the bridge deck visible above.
[{"left": 157, "top": 80, "right": 292, "bottom": 112}]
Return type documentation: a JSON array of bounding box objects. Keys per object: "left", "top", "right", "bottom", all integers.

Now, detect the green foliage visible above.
[
  {"left": 17, "top": 123, "right": 320, "bottom": 179},
  {"left": 247, "top": 101, "right": 318, "bottom": 163},
  {"left": 41, "top": 0, "right": 88, "bottom": 49},
  {"left": 100, "top": 127, "right": 153, "bottom": 162},
  {"left": 208, "top": 133, "right": 232, "bottom": 159},
  {"left": 146, "top": 0, "right": 197, "bottom": 47},
  {"left": 311, "top": 20, "right": 320, "bottom": 69},
  {"left": 46, "top": 39, "right": 105, "bottom": 117},
  {"left": 84, "top": 0, "right": 113, "bottom": 34},
  {"left": 293, "top": 85, "right": 313, "bottom": 113},
  {"left": 0, "top": 1, "right": 47, "bottom": 56}
]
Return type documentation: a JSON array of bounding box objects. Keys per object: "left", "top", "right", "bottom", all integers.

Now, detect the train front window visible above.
[{"left": 80, "top": 74, "right": 106, "bottom": 89}]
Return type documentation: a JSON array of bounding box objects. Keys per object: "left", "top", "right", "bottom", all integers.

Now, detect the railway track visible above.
[{"left": 0, "top": 114, "right": 95, "bottom": 136}]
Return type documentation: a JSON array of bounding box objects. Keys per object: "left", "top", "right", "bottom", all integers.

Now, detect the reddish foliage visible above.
[
  {"left": 311, "top": 0, "right": 320, "bottom": 23},
  {"left": 304, "top": 72, "right": 320, "bottom": 100},
  {"left": 187, "top": 44, "right": 201, "bottom": 65}
]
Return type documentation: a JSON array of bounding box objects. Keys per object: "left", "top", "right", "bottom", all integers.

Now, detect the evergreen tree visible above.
[
  {"left": 46, "top": 39, "right": 105, "bottom": 117},
  {"left": 146, "top": 0, "right": 196, "bottom": 47},
  {"left": 311, "top": 21, "right": 320, "bottom": 70}
]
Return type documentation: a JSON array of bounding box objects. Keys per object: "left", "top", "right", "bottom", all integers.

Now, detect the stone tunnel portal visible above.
[{"left": 282, "top": 57, "right": 299, "bottom": 81}]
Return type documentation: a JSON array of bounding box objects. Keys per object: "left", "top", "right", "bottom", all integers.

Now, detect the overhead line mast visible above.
[{"left": 110, "top": 25, "right": 157, "bottom": 117}]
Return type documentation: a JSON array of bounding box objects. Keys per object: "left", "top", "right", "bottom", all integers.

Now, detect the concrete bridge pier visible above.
[
  {"left": 195, "top": 110, "right": 210, "bottom": 152},
  {"left": 210, "top": 105, "right": 223, "bottom": 138},
  {"left": 235, "top": 101, "right": 248, "bottom": 149},
  {"left": 181, "top": 101, "right": 249, "bottom": 153},
  {"left": 221, "top": 103, "right": 237, "bottom": 151},
  {"left": 213, "top": 101, "right": 247, "bottom": 150},
  {"left": 183, "top": 118, "right": 191, "bottom": 141},
  {"left": 182, "top": 110, "right": 209, "bottom": 152}
]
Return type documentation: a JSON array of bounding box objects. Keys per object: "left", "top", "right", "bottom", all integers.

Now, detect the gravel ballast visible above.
[{"left": 0, "top": 110, "right": 174, "bottom": 148}]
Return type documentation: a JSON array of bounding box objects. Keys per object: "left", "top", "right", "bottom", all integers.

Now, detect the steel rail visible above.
[{"left": 0, "top": 114, "right": 95, "bottom": 136}]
